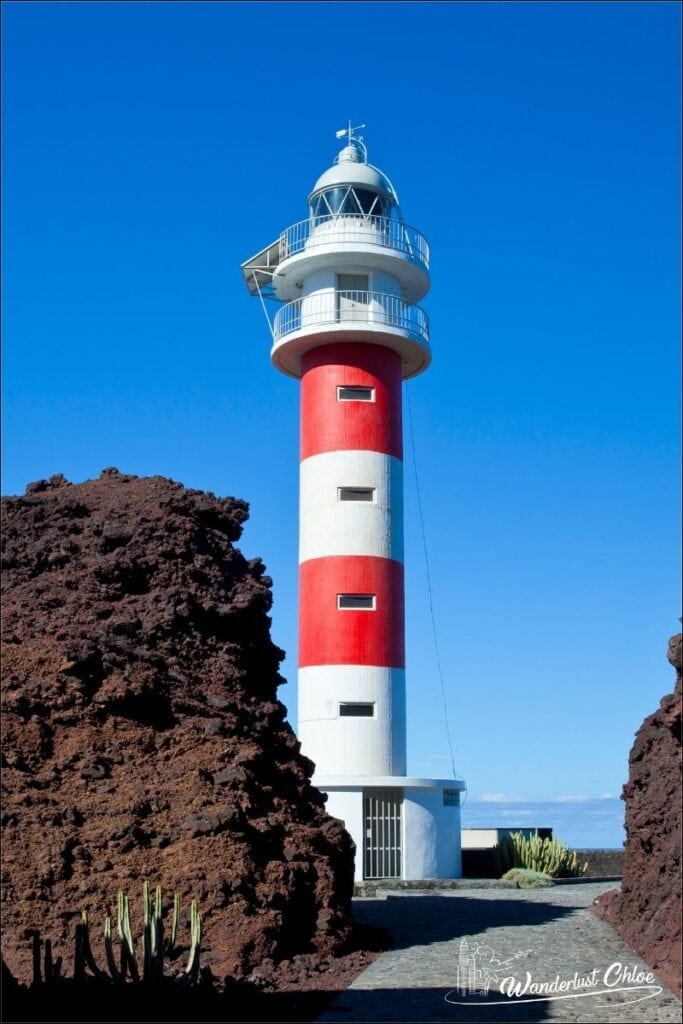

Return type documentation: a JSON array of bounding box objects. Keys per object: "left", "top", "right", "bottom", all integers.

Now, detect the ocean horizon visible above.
[{"left": 460, "top": 795, "right": 625, "bottom": 851}]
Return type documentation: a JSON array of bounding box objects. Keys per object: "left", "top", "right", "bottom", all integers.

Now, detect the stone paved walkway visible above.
[{"left": 318, "top": 883, "right": 681, "bottom": 1023}]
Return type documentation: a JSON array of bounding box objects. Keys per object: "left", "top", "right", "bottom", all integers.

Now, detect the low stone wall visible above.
[
  {"left": 462, "top": 847, "right": 623, "bottom": 879},
  {"left": 575, "top": 849, "right": 624, "bottom": 877}
]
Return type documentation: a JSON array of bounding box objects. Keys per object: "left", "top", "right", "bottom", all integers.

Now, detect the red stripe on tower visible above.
[
  {"left": 299, "top": 554, "right": 405, "bottom": 667},
  {"left": 301, "top": 344, "right": 403, "bottom": 460}
]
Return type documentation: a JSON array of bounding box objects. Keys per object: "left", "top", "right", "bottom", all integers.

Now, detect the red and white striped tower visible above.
[
  {"left": 297, "top": 339, "right": 406, "bottom": 777},
  {"left": 242, "top": 127, "right": 464, "bottom": 881}
]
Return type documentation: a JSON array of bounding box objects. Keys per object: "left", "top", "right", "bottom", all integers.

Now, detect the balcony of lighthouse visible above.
[
  {"left": 271, "top": 288, "right": 431, "bottom": 380},
  {"left": 272, "top": 214, "right": 430, "bottom": 306}
]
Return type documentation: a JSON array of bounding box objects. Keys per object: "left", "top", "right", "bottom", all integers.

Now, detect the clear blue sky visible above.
[{"left": 2, "top": 1, "right": 680, "bottom": 847}]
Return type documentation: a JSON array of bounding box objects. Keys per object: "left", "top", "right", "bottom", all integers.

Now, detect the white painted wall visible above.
[
  {"left": 301, "top": 268, "right": 334, "bottom": 295},
  {"left": 299, "top": 451, "right": 403, "bottom": 563},
  {"left": 460, "top": 828, "right": 505, "bottom": 849},
  {"left": 322, "top": 788, "right": 365, "bottom": 880},
  {"left": 299, "top": 267, "right": 405, "bottom": 330},
  {"left": 307, "top": 218, "right": 399, "bottom": 253},
  {"left": 298, "top": 665, "right": 406, "bottom": 776},
  {"left": 460, "top": 827, "right": 549, "bottom": 849},
  {"left": 371, "top": 269, "right": 402, "bottom": 297},
  {"left": 318, "top": 781, "right": 463, "bottom": 880},
  {"left": 403, "top": 789, "right": 462, "bottom": 879},
  {"left": 301, "top": 267, "right": 401, "bottom": 297}
]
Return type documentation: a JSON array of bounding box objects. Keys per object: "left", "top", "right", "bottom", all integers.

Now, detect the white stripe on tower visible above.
[
  {"left": 299, "top": 450, "right": 404, "bottom": 563},
  {"left": 298, "top": 665, "right": 406, "bottom": 776}
]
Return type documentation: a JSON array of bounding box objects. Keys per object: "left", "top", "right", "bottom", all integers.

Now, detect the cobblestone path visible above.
[{"left": 318, "top": 883, "right": 681, "bottom": 1023}]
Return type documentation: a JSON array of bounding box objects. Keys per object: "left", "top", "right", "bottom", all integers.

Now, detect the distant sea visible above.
[{"left": 460, "top": 796, "right": 625, "bottom": 850}]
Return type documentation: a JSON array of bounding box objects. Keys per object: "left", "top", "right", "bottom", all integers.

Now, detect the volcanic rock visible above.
[
  {"left": 1, "top": 471, "right": 355, "bottom": 986},
  {"left": 594, "top": 629, "right": 682, "bottom": 997}
]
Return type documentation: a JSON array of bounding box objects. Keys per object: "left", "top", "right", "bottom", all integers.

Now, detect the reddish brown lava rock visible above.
[
  {"left": 594, "top": 630, "right": 682, "bottom": 998},
  {"left": 1, "top": 470, "right": 355, "bottom": 988}
]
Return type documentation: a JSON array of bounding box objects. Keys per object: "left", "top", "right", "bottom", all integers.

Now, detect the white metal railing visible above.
[
  {"left": 273, "top": 290, "right": 430, "bottom": 344},
  {"left": 279, "top": 215, "right": 429, "bottom": 270}
]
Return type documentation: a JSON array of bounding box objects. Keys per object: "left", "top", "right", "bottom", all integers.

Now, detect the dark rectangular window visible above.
[
  {"left": 339, "top": 703, "right": 375, "bottom": 717},
  {"left": 337, "top": 386, "right": 375, "bottom": 402},
  {"left": 443, "top": 789, "right": 460, "bottom": 807},
  {"left": 338, "top": 593, "right": 376, "bottom": 610},
  {"left": 338, "top": 487, "right": 375, "bottom": 502}
]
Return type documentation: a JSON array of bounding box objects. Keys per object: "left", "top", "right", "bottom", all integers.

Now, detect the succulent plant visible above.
[
  {"left": 502, "top": 867, "right": 555, "bottom": 888},
  {"left": 494, "top": 832, "right": 588, "bottom": 878},
  {"left": 101, "top": 882, "right": 202, "bottom": 986},
  {"left": 30, "top": 881, "right": 202, "bottom": 992}
]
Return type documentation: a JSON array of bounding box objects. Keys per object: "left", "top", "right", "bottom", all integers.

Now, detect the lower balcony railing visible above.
[{"left": 273, "top": 290, "right": 429, "bottom": 345}]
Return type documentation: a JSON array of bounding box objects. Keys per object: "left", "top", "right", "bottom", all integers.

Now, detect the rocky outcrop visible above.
[
  {"left": 1, "top": 470, "right": 355, "bottom": 987},
  {"left": 594, "top": 630, "right": 682, "bottom": 997}
]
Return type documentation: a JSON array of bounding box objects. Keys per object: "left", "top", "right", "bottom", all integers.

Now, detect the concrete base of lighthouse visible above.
[{"left": 315, "top": 776, "right": 466, "bottom": 882}]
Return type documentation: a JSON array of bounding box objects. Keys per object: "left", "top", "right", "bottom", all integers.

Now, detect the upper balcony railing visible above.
[
  {"left": 279, "top": 215, "right": 430, "bottom": 271},
  {"left": 273, "top": 290, "right": 429, "bottom": 346}
]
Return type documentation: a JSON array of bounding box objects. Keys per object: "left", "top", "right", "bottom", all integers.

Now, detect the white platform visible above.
[{"left": 315, "top": 775, "right": 466, "bottom": 882}]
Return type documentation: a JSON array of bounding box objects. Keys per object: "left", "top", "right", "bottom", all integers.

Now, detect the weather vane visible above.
[{"left": 335, "top": 120, "right": 366, "bottom": 147}]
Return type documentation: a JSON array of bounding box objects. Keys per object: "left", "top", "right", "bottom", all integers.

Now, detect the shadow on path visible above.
[
  {"left": 352, "top": 893, "right": 577, "bottom": 949},
  {"left": 1, "top": 898, "right": 575, "bottom": 1022},
  {"left": 316, "top": 895, "right": 579, "bottom": 1021},
  {"left": 318, "top": 987, "right": 553, "bottom": 1023}
]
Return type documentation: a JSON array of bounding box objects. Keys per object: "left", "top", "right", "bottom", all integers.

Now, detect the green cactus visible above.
[
  {"left": 494, "top": 831, "right": 588, "bottom": 878},
  {"left": 25, "top": 882, "right": 203, "bottom": 1001},
  {"left": 57, "top": 882, "right": 202, "bottom": 987},
  {"left": 74, "top": 910, "right": 106, "bottom": 981},
  {"left": 102, "top": 882, "right": 201, "bottom": 986},
  {"left": 184, "top": 900, "right": 202, "bottom": 984},
  {"left": 169, "top": 891, "right": 180, "bottom": 955}
]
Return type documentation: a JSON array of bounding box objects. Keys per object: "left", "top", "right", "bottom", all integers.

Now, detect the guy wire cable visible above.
[{"left": 406, "top": 382, "right": 460, "bottom": 781}]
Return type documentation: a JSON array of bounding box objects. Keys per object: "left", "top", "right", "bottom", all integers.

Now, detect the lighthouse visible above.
[{"left": 242, "top": 126, "right": 465, "bottom": 880}]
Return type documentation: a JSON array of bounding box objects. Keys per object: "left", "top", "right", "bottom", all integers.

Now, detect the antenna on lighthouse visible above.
[{"left": 335, "top": 121, "right": 368, "bottom": 163}]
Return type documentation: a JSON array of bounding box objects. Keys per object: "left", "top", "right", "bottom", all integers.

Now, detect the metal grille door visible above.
[{"left": 363, "top": 789, "right": 402, "bottom": 879}]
